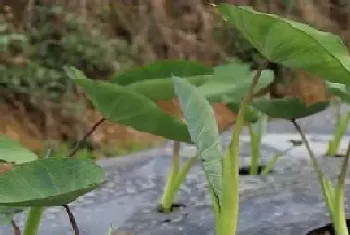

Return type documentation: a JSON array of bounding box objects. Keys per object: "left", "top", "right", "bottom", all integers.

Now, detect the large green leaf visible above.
[
  {"left": 0, "top": 158, "right": 105, "bottom": 207},
  {"left": 0, "top": 136, "right": 37, "bottom": 164},
  {"left": 66, "top": 67, "right": 192, "bottom": 143},
  {"left": 198, "top": 62, "right": 274, "bottom": 103},
  {"left": 172, "top": 76, "right": 223, "bottom": 201},
  {"left": 111, "top": 60, "right": 213, "bottom": 86},
  {"left": 326, "top": 82, "right": 350, "bottom": 103},
  {"left": 126, "top": 74, "right": 211, "bottom": 101},
  {"left": 216, "top": 4, "right": 350, "bottom": 86},
  {"left": 252, "top": 98, "right": 329, "bottom": 119}
]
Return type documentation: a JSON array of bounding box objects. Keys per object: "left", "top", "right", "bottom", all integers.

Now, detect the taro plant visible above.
[
  {"left": 197, "top": 61, "right": 299, "bottom": 175},
  {"left": 250, "top": 94, "right": 350, "bottom": 235},
  {"left": 67, "top": 59, "right": 275, "bottom": 212},
  {"left": 171, "top": 56, "right": 269, "bottom": 234},
  {"left": 214, "top": 2, "right": 350, "bottom": 234},
  {"left": 65, "top": 62, "right": 212, "bottom": 213},
  {"left": 326, "top": 83, "right": 350, "bottom": 157},
  {"left": 0, "top": 131, "right": 106, "bottom": 235},
  {"left": 110, "top": 60, "right": 212, "bottom": 212}
]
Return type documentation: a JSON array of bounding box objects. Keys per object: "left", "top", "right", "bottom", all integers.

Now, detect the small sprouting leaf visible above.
[
  {"left": 105, "top": 224, "right": 115, "bottom": 235},
  {"left": 225, "top": 102, "right": 259, "bottom": 123},
  {"left": 0, "top": 136, "right": 37, "bottom": 164},
  {"left": 252, "top": 98, "right": 329, "bottom": 119},
  {"left": 0, "top": 158, "right": 105, "bottom": 207},
  {"left": 216, "top": 4, "right": 350, "bottom": 86},
  {"left": 326, "top": 82, "right": 350, "bottom": 103},
  {"left": 172, "top": 76, "right": 223, "bottom": 202},
  {"left": 251, "top": 113, "right": 268, "bottom": 140},
  {"left": 126, "top": 75, "right": 210, "bottom": 101},
  {"left": 66, "top": 67, "right": 192, "bottom": 143},
  {"left": 198, "top": 62, "right": 274, "bottom": 102},
  {"left": 0, "top": 207, "right": 23, "bottom": 225},
  {"left": 111, "top": 60, "right": 213, "bottom": 85}
]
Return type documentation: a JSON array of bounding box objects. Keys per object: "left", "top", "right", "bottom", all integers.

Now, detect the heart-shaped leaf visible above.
[
  {"left": 0, "top": 158, "right": 105, "bottom": 207},
  {"left": 0, "top": 136, "right": 37, "bottom": 164},
  {"left": 326, "top": 82, "right": 350, "bottom": 103},
  {"left": 172, "top": 76, "right": 223, "bottom": 202},
  {"left": 126, "top": 74, "right": 210, "bottom": 101},
  {"left": 252, "top": 98, "right": 329, "bottom": 119},
  {"left": 198, "top": 62, "right": 274, "bottom": 103},
  {"left": 66, "top": 67, "right": 192, "bottom": 143},
  {"left": 216, "top": 4, "right": 350, "bottom": 86},
  {"left": 111, "top": 60, "right": 213, "bottom": 85}
]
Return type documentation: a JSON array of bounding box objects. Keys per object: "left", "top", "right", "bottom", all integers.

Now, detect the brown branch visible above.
[
  {"left": 68, "top": 117, "right": 105, "bottom": 158},
  {"left": 63, "top": 205, "right": 79, "bottom": 235},
  {"left": 11, "top": 219, "right": 21, "bottom": 235}
]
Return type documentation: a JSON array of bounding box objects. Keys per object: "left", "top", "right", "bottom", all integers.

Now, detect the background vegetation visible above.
[{"left": 1, "top": 0, "right": 350, "bottom": 157}]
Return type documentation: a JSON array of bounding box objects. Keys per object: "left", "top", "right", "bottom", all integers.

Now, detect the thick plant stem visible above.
[
  {"left": 23, "top": 207, "right": 45, "bottom": 235},
  {"left": 220, "top": 61, "right": 267, "bottom": 235},
  {"left": 161, "top": 141, "right": 181, "bottom": 212},
  {"left": 248, "top": 123, "right": 260, "bottom": 175},
  {"left": 334, "top": 141, "right": 350, "bottom": 235}
]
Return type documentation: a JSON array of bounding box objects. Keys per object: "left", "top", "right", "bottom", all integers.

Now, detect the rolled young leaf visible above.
[
  {"left": 326, "top": 82, "right": 350, "bottom": 103},
  {"left": 0, "top": 158, "right": 105, "bottom": 207},
  {"left": 216, "top": 4, "right": 350, "bottom": 86},
  {"left": 172, "top": 76, "right": 223, "bottom": 202},
  {"left": 111, "top": 60, "right": 213, "bottom": 85},
  {"left": 252, "top": 97, "right": 329, "bottom": 119},
  {"left": 226, "top": 102, "right": 259, "bottom": 123},
  {"left": 0, "top": 136, "right": 37, "bottom": 164},
  {"left": 66, "top": 67, "right": 192, "bottom": 143},
  {"left": 0, "top": 206, "right": 23, "bottom": 226}
]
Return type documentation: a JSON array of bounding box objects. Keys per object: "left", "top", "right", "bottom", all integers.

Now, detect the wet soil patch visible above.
[
  {"left": 239, "top": 165, "right": 272, "bottom": 175},
  {"left": 156, "top": 203, "right": 186, "bottom": 213},
  {"left": 306, "top": 219, "right": 350, "bottom": 235}
]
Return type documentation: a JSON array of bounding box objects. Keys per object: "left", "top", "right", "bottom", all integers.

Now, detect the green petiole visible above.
[
  {"left": 248, "top": 113, "right": 268, "bottom": 175},
  {"left": 327, "top": 109, "right": 350, "bottom": 157},
  {"left": 23, "top": 207, "right": 45, "bottom": 235},
  {"left": 160, "top": 141, "right": 196, "bottom": 212},
  {"left": 248, "top": 123, "right": 260, "bottom": 175},
  {"left": 219, "top": 61, "right": 267, "bottom": 235}
]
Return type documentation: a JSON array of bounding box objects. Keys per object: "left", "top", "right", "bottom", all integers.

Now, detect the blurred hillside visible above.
[{"left": 1, "top": 0, "right": 350, "bottom": 156}]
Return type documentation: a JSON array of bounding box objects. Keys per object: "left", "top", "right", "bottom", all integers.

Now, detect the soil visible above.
[{"left": 306, "top": 219, "right": 350, "bottom": 235}]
